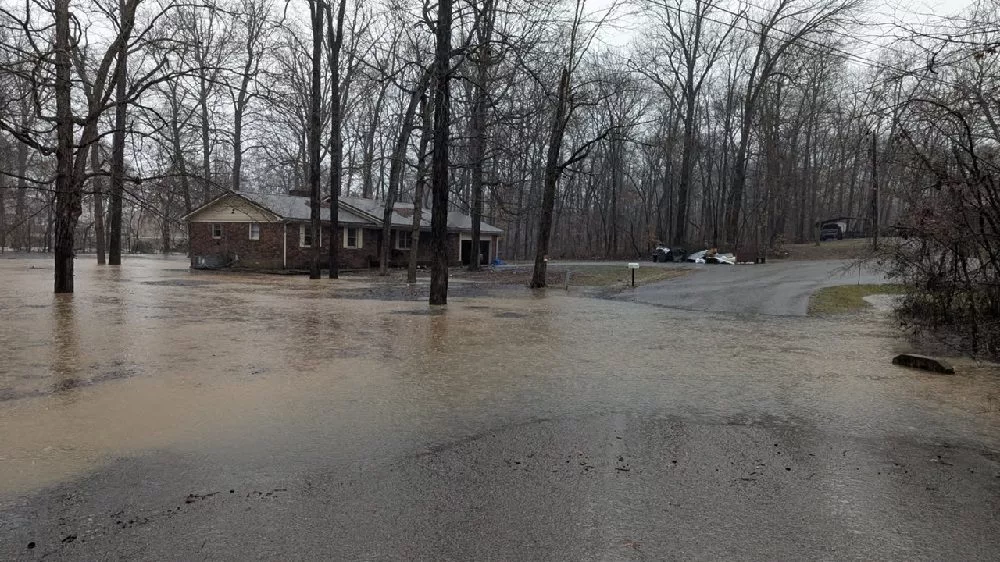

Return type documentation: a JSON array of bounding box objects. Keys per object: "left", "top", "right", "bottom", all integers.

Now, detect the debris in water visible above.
[{"left": 892, "top": 353, "right": 955, "bottom": 374}]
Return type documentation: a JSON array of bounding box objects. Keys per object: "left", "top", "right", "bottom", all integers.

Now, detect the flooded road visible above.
[{"left": 2, "top": 256, "right": 1000, "bottom": 560}]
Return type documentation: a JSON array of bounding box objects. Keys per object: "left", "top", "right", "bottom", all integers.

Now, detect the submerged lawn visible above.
[
  {"left": 808, "top": 283, "right": 908, "bottom": 315},
  {"left": 453, "top": 265, "right": 692, "bottom": 288}
]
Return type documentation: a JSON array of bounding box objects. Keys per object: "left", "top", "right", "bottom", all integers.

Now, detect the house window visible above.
[
  {"left": 396, "top": 230, "right": 413, "bottom": 250},
  {"left": 300, "top": 224, "right": 312, "bottom": 247},
  {"left": 344, "top": 227, "right": 362, "bottom": 249},
  {"left": 211, "top": 224, "right": 222, "bottom": 239},
  {"left": 249, "top": 223, "right": 260, "bottom": 240}
]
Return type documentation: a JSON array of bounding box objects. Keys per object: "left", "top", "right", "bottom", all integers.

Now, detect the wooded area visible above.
[{"left": 0, "top": 0, "right": 997, "bottom": 304}]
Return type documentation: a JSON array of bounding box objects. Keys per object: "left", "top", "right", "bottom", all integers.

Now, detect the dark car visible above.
[
  {"left": 651, "top": 246, "right": 680, "bottom": 262},
  {"left": 820, "top": 226, "right": 843, "bottom": 241}
]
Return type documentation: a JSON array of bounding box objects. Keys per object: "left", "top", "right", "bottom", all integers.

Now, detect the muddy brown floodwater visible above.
[{"left": 2, "top": 255, "right": 1000, "bottom": 560}]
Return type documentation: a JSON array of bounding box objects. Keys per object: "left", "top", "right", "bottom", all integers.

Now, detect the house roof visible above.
[
  {"left": 340, "top": 196, "right": 503, "bottom": 235},
  {"left": 340, "top": 196, "right": 411, "bottom": 226},
  {"left": 185, "top": 191, "right": 503, "bottom": 235},
  {"left": 444, "top": 210, "right": 503, "bottom": 234},
  {"left": 240, "top": 192, "right": 370, "bottom": 224}
]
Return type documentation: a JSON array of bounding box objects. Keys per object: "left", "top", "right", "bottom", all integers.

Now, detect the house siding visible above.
[
  {"left": 379, "top": 230, "right": 458, "bottom": 267},
  {"left": 189, "top": 194, "right": 278, "bottom": 223},
  {"left": 190, "top": 221, "right": 284, "bottom": 269},
  {"left": 191, "top": 219, "right": 471, "bottom": 271},
  {"left": 282, "top": 224, "right": 378, "bottom": 270}
]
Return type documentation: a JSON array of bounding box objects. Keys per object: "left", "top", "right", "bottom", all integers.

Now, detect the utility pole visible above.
[{"left": 870, "top": 130, "right": 879, "bottom": 251}]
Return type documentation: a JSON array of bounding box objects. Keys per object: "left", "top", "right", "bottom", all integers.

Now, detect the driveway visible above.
[{"left": 617, "top": 259, "right": 886, "bottom": 316}]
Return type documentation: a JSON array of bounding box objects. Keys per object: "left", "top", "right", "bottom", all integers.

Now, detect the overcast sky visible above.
[{"left": 587, "top": 0, "right": 980, "bottom": 49}]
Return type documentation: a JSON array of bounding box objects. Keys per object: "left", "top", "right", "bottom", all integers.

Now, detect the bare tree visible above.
[
  {"left": 307, "top": 0, "right": 324, "bottom": 279},
  {"left": 530, "top": 0, "right": 616, "bottom": 288},
  {"left": 429, "top": 0, "right": 453, "bottom": 304},
  {"left": 725, "top": 0, "right": 860, "bottom": 247},
  {"left": 380, "top": 65, "right": 430, "bottom": 275},
  {"left": 408, "top": 86, "right": 432, "bottom": 283},
  {"left": 52, "top": 0, "right": 75, "bottom": 291},
  {"left": 466, "top": 0, "right": 496, "bottom": 270},
  {"left": 175, "top": 3, "right": 233, "bottom": 205},
  {"left": 639, "top": 0, "right": 738, "bottom": 245},
  {"left": 108, "top": 0, "right": 132, "bottom": 266},
  {"left": 230, "top": 0, "right": 277, "bottom": 192},
  {"left": 327, "top": 0, "right": 348, "bottom": 279}
]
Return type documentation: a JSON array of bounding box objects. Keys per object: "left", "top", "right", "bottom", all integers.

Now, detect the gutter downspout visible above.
[{"left": 283, "top": 222, "right": 287, "bottom": 269}]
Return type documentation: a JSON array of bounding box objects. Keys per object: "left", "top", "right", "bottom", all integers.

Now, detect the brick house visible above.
[{"left": 184, "top": 191, "right": 503, "bottom": 271}]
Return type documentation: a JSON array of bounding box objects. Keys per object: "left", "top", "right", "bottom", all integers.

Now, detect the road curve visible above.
[{"left": 617, "top": 259, "right": 886, "bottom": 316}]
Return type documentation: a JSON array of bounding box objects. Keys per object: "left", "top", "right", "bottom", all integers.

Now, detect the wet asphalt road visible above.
[
  {"left": 7, "top": 413, "right": 999, "bottom": 561},
  {"left": 2, "top": 257, "right": 999, "bottom": 561},
  {"left": 617, "top": 260, "right": 886, "bottom": 316}
]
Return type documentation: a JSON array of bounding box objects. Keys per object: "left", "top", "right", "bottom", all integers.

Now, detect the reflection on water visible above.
[
  {"left": 52, "top": 297, "right": 80, "bottom": 396},
  {"left": 0, "top": 255, "right": 999, "bottom": 496}
]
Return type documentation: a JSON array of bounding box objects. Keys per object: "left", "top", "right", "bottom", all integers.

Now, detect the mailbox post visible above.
[{"left": 627, "top": 262, "right": 639, "bottom": 287}]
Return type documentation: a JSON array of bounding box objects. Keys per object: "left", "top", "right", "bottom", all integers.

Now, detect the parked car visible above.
[
  {"left": 651, "top": 246, "right": 679, "bottom": 262},
  {"left": 820, "top": 225, "right": 844, "bottom": 241}
]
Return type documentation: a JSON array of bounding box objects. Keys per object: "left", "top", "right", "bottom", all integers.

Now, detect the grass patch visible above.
[
  {"left": 775, "top": 238, "right": 887, "bottom": 261},
  {"left": 561, "top": 266, "right": 690, "bottom": 287},
  {"left": 808, "top": 284, "right": 908, "bottom": 315}
]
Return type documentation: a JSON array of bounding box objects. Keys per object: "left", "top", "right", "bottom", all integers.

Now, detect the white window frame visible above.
[
  {"left": 212, "top": 224, "right": 223, "bottom": 239},
  {"left": 300, "top": 224, "right": 313, "bottom": 248},
  {"left": 249, "top": 223, "right": 260, "bottom": 241},
  {"left": 396, "top": 229, "right": 413, "bottom": 250},
  {"left": 344, "top": 227, "right": 362, "bottom": 249}
]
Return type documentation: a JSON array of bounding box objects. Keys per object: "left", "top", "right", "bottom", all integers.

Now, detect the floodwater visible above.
[{"left": 2, "top": 255, "right": 1000, "bottom": 558}]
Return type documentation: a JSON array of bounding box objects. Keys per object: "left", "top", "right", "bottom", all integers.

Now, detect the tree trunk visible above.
[
  {"left": 361, "top": 87, "right": 387, "bottom": 199},
  {"left": 381, "top": 71, "right": 430, "bottom": 275},
  {"left": 530, "top": 66, "right": 570, "bottom": 289},
  {"left": 169, "top": 84, "right": 192, "bottom": 215},
  {"left": 327, "top": 0, "right": 347, "bottom": 279},
  {"left": 199, "top": 74, "right": 212, "bottom": 205},
  {"left": 308, "top": 0, "right": 324, "bottom": 279},
  {"left": 108, "top": 7, "right": 127, "bottom": 267},
  {"left": 726, "top": 111, "right": 752, "bottom": 247},
  {"left": 232, "top": 51, "right": 253, "bottom": 191},
  {"left": 14, "top": 138, "right": 28, "bottom": 251},
  {"left": 0, "top": 165, "right": 5, "bottom": 253},
  {"left": 232, "top": 109, "right": 244, "bottom": 192},
  {"left": 53, "top": 0, "right": 78, "bottom": 293},
  {"left": 90, "top": 144, "right": 106, "bottom": 264},
  {"left": 429, "top": 0, "right": 452, "bottom": 305},
  {"left": 161, "top": 196, "right": 171, "bottom": 253},
  {"left": 468, "top": 0, "right": 494, "bottom": 271},
  {"left": 408, "top": 90, "right": 432, "bottom": 284},
  {"left": 674, "top": 91, "right": 697, "bottom": 246}
]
